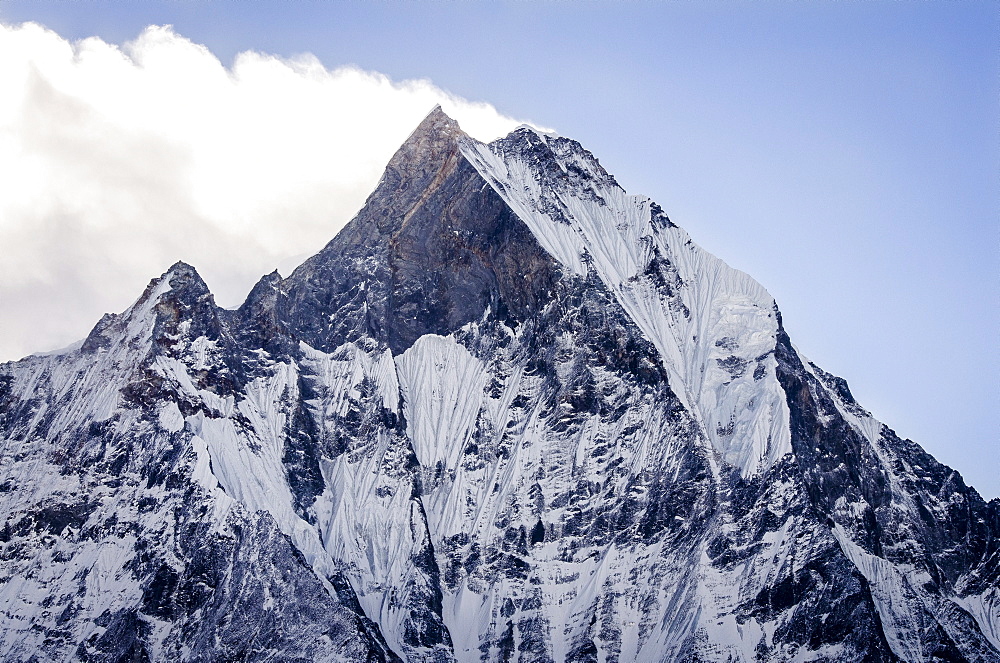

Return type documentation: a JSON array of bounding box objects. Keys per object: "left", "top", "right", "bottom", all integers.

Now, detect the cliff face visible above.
[
  {"left": 265, "top": 108, "right": 561, "bottom": 356},
  {"left": 0, "top": 107, "right": 996, "bottom": 663}
]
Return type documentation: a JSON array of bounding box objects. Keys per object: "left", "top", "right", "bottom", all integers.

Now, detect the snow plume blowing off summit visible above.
[{"left": 0, "top": 107, "right": 997, "bottom": 663}]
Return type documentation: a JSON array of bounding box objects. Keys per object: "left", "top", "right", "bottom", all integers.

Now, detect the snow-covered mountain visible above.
[{"left": 1, "top": 107, "right": 996, "bottom": 662}]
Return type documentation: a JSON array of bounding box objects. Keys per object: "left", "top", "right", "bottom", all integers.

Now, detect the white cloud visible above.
[{"left": 0, "top": 22, "right": 537, "bottom": 361}]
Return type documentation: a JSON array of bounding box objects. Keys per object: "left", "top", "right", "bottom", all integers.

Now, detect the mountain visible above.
[{"left": 0, "top": 107, "right": 996, "bottom": 663}]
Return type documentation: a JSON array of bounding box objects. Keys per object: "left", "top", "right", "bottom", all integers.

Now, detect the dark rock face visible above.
[
  {"left": 258, "top": 108, "right": 561, "bottom": 356},
  {"left": 0, "top": 108, "right": 996, "bottom": 662}
]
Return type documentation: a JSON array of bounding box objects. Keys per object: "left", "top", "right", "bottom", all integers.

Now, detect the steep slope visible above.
[
  {"left": 0, "top": 107, "right": 996, "bottom": 663},
  {"left": 0, "top": 264, "right": 398, "bottom": 662}
]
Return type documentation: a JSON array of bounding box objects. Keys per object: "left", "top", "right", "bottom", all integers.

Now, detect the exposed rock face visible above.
[
  {"left": 0, "top": 107, "right": 997, "bottom": 662},
  {"left": 264, "top": 108, "right": 561, "bottom": 356}
]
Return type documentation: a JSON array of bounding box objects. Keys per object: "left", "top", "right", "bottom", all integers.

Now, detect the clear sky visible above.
[{"left": 0, "top": 1, "right": 996, "bottom": 499}]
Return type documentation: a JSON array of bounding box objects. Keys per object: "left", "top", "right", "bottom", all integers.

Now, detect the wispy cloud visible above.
[{"left": 0, "top": 22, "right": 537, "bottom": 361}]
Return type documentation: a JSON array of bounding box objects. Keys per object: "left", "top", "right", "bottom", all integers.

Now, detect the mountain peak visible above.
[
  {"left": 384, "top": 106, "right": 466, "bottom": 174},
  {"left": 77, "top": 262, "right": 218, "bottom": 356},
  {"left": 3, "top": 107, "right": 997, "bottom": 663},
  {"left": 269, "top": 105, "right": 566, "bottom": 356},
  {"left": 415, "top": 104, "right": 461, "bottom": 136},
  {"left": 149, "top": 261, "right": 211, "bottom": 305},
  {"left": 165, "top": 259, "right": 198, "bottom": 278}
]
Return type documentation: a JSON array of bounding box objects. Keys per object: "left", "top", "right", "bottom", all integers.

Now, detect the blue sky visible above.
[{"left": 1, "top": 0, "right": 996, "bottom": 499}]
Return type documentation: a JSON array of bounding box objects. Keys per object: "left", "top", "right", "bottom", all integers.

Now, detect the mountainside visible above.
[{"left": 0, "top": 107, "right": 996, "bottom": 663}]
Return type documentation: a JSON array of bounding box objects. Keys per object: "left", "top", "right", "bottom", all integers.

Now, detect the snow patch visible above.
[
  {"left": 396, "top": 334, "right": 487, "bottom": 471},
  {"left": 831, "top": 524, "right": 926, "bottom": 663},
  {"left": 952, "top": 587, "right": 1000, "bottom": 653},
  {"left": 158, "top": 402, "right": 184, "bottom": 433}
]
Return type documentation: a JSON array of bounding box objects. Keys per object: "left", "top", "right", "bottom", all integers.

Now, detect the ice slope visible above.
[{"left": 460, "top": 130, "right": 790, "bottom": 478}]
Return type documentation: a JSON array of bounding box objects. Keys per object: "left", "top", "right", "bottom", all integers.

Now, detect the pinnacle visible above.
[
  {"left": 161, "top": 260, "right": 208, "bottom": 290},
  {"left": 137, "top": 261, "right": 212, "bottom": 306},
  {"left": 412, "top": 105, "right": 463, "bottom": 139},
  {"left": 385, "top": 106, "right": 467, "bottom": 173},
  {"left": 167, "top": 260, "right": 198, "bottom": 276}
]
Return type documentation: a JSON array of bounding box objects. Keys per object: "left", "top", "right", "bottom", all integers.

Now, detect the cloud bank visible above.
[{"left": 0, "top": 22, "right": 535, "bottom": 361}]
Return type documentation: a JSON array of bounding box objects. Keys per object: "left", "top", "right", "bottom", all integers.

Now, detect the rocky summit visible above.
[{"left": 0, "top": 107, "right": 997, "bottom": 663}]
